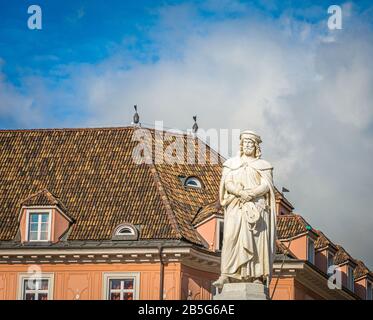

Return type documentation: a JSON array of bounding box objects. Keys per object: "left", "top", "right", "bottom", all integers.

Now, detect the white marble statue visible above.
[{"left": 213, "top": 130, "right": 277, "bottom": 288}]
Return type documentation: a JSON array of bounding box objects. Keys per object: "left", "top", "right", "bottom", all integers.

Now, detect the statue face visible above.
[{"left": 242, "top": 137, "right": 256, "bottom": 157}]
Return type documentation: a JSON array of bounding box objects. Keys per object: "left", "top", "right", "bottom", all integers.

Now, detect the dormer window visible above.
[
  {"left": 112, "top": 223, "right": 139, "bottom": 240},
  {"left": 307, "top": 238, "right": 315, "bottom": 264},
  {"left": 26, "top": 210, "right": 51, "bottom": 242},
  {"left": 327, "top": 252, "right": 335, "bottom": 275},
  {"left": 19, "top": 189, "right": 73, "bottom": 244},
  {"left": 116, "top": 226, "right": 135, "bottom": 236},
  {"left": 184, "top": 177, "right": 202, "bottom": 189}
]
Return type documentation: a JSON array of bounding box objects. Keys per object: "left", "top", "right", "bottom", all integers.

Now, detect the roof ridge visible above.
[
  {"left": 315, "top": 229, "right": 335, "bottom": 245},
  {"left": 277, "top": 213, "right": 297, "bottom": 218},
  {"left": 0, "top": 126, "right": 136, "bottom": 133},
  {"left": 19, "top": 188, "right": 72, "bottom": 219},
  {"left": 191, "top": 207, "right": 203, "bottom": 225},
  {"left": 20, "top": 188, "right": 58, "bottom": 205},
  {"left": 334, "top": 244, "right": 357, "bottom": 264},
  {"left": 147, "top": 163, "right": 183, "bottom": 240},
  {"left": 148, "top": 163, "right": 206, "bottom": 246}
]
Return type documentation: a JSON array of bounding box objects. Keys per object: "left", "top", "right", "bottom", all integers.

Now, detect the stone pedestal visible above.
[{"left": 213, "top": 282, "right": 269, "bottom": 300}]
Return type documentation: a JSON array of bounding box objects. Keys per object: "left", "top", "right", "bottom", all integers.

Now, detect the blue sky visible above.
[
  {"left": 1, "top": 0, "right": 372, "bottom": 87},
  {"left": 1, "top": 0, "right": 372, "bottom": 129},
  {"left": 1, "top": 1, "right": 159, "bottom": 80},
  {"left": 1, "top": 0, "right": 373, "bottom": 268}
]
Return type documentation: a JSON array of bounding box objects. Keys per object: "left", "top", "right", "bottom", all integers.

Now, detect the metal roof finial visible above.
[
  {"left": 133, "top": 105, "right": 140, "bottom": 126},
  {"left": 192, "top": 115, "right": 198, "bottom": 135}
]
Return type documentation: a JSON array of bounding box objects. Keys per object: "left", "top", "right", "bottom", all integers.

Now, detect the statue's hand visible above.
[
  {"left": 247, "top": 190, "right": 256, "bottom": 199},
  {"left": 238, "top": 190, "right": 252, "bottom": 202}
]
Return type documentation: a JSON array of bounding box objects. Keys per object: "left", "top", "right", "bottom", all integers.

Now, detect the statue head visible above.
[{"left": 239, "top": 130, "right": 262, "bottom": 158}]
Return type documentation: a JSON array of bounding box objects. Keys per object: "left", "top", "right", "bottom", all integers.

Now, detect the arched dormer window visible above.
[
  {"left": 184, "top": 176, "right": 202, "bottom": 189},
  {"left": 112, "top": 223, "right": 139, "bottom": 240},
  {"left": 116, "top": 226, "right": 135, "bottom": 236}
]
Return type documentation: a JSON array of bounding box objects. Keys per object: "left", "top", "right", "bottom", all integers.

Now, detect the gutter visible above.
[{"left": 159, "top": 245, "right": 164, "bottom": 300}]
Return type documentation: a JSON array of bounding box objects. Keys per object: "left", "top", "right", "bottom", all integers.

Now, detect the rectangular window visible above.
[
  {"left": 218, "top": 220, "right": 224, "bottom": 251},
  {"left": 18, "top": 274, "right": 54, "bottom": 300},
  {"left": 214, "top": 219, "right": 224, "bottom": 251},
  {"left": 307, "top": 238, "right": 315, "bottom": 264},
  {"left": 348, "top": 266, "right": 354, "bottom": 292},
  {"left": 28, "top": 211, "right": 50, "bottom": 241},
  {"left": 367, "top": 281, "right": 372, "bottom": 300},
  {"left": 103, "top": 273, "right": 140, "bottom": 300},
  {"left": 327, "top": 252, "right": 334, "bottom": 275},
  {"left": 108, "top": 279, "right": 134, "bottom": 300}
]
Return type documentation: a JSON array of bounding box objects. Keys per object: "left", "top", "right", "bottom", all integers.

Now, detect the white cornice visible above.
[{"left": 0, "top": 246, "right": 221, "bottom": 268}]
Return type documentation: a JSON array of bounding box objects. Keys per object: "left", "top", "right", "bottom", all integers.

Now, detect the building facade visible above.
[{"left": 0, "top": 126, "right": 372, "bottom": 300}]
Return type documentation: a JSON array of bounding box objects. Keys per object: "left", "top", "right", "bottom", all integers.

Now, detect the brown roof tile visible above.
[
  {"left": 334, "top": 245, "right": 357, "bottom": 266},
  {"left": 354, "top": 260, "right": 372, "bottom": 280},
  {"left": 192, "top": 200, "right": 223, "bottom": 226},
  {"left": 20, "top": 188, "right": 70, "bottom": 213},
  {"left": 276, "top": 214, "right": 313, "bottom": 239},
  {"left": 0, "top": 127, "right": 222, "bottom": 244},
  {"left": 314, "top": 230, "right": 337, "bottom": 251}
]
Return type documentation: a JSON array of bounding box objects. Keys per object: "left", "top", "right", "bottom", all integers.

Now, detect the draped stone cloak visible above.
[{"left": 219, "top": 155, "right": 277, "bottom": 281}]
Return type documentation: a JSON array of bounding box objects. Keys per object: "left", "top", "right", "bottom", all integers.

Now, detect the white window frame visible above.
[
  {"left": 307, "top": 238, "right": 315, "bottom": 264},
  {"left": 103, "top": 272, "right": 140, "bottom": 300},
  {"left": 215, "top": 218, "right": 224, "bottom": 251},
  {"left": 184, "top": 177, "right": 202, "bottom": 189},
  {"left": 18, "top": 273, "right": 54, "bottom": 300},
  {"left": 115, "top": 226, "right": 135, "bottom": 236},
  {"left": 327, "top": 251, "right": 335, "bottom": 273},
  {"left": 25, "top": 209, "right": 52, "bottom": 242}
]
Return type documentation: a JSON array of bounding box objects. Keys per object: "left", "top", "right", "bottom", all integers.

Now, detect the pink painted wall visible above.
[
  {"left": 294, "top": 280, "right": 324, "bottom": 300},
  {"left": 0, "top": 262, "right": 181, "bottom": 300},
  {"left": 354, "top": 278, "right": 367, "bottom": 299},
  {"left": 180, "top": 265, "right": 218, "bottom": 300},
  {"left": 315, "top": 249, "right": 327, "bottom": 273},
  {"left": 196, "top": 217, "right": 218, "bottom": 251},
  {"left": 269, "top": 277, "right": 295, "bottom": 300},
  {"left": 52, "top": 209, "right": 70, "bottom": 242},
  {"left": 337, "top": 264, "right": 352, "bottom": 290},
  {"left": 282, "top": 236, "right": 307, "bottom": 261}
]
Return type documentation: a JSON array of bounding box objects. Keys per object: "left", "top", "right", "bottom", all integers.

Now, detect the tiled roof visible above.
[
  {"left": 334, "top": 245, "right": 357, "bottom": 266},
  {"left": 0, "top": 127, "right": 223, "bottom": 245},
  {"left": 20, "top": 188, "right": 70, "bottom": 215},
  {"left": 314, "top": 230, "right": 337, "bottom": 251},
  {"left": 192, "top": 200, "right": 223, "bottom": 226},
  {"left": 276, "top": 214, "right": 314, "bottom": 239},
  {"left": 354, "top": 260, "right": 372, "bottom": 280}
]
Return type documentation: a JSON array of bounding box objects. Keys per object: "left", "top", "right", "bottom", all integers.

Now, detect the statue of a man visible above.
[{"left": 213, "top": 130, "right": 277, "bottom": 288}]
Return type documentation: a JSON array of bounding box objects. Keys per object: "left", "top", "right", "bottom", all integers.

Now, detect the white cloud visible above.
[{"left": 0, "top": 65, "right": 41, "bottom": 126}]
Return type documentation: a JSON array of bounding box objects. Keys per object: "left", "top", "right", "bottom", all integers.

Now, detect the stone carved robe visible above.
[{"left": 219, "top": 155, "right": 277, "bottom": 281}]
